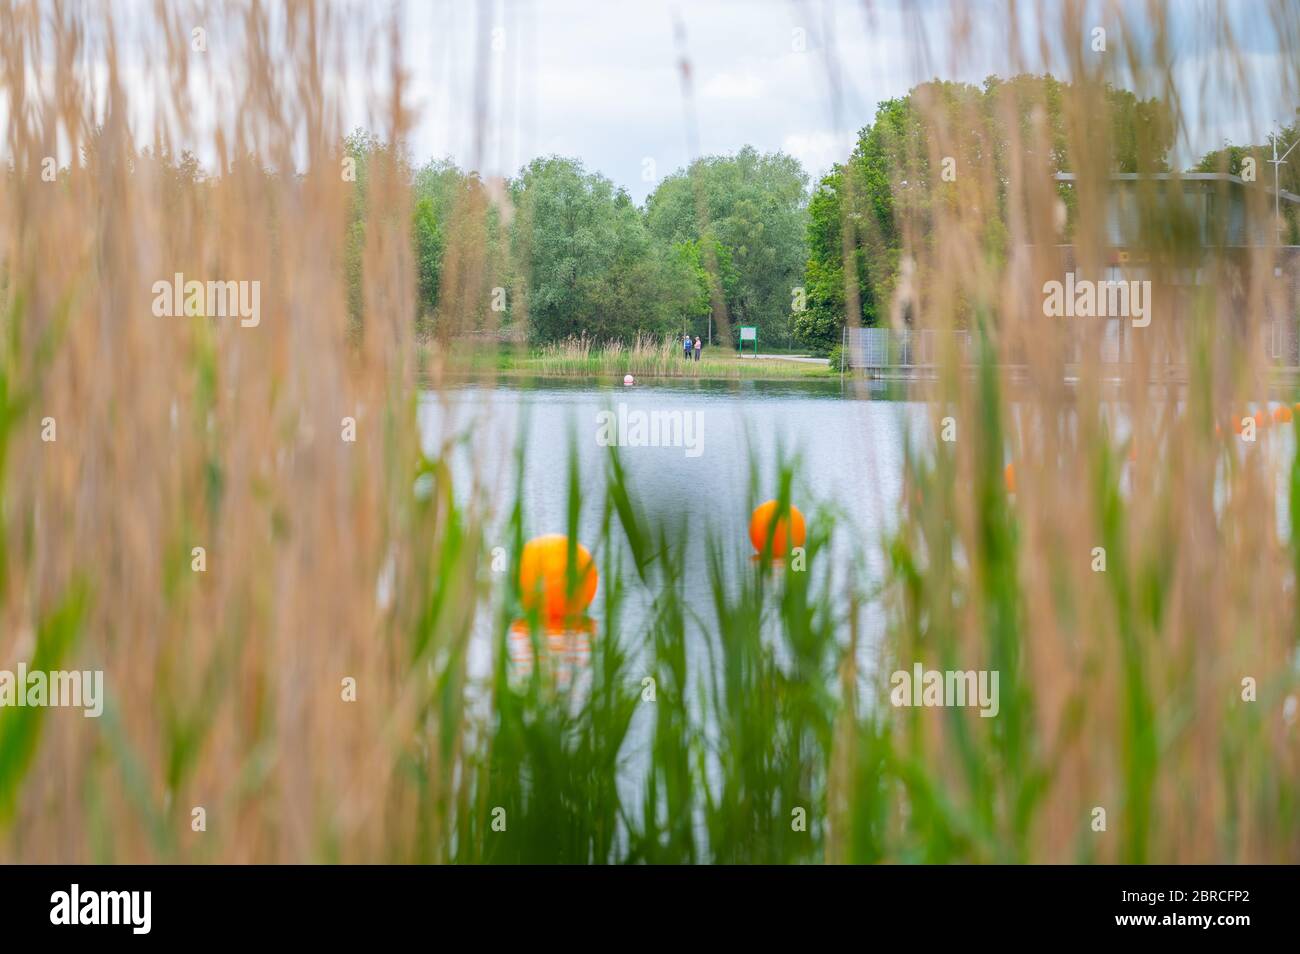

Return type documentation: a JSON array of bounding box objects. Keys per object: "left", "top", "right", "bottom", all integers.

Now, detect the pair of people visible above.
[{"left": 682, "top": 334, "right": 702, "bottom": 361}]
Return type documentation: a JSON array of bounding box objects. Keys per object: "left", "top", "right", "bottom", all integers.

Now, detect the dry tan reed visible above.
[{"left": 0, "top": 0, "right": 1297, "bottom": 864}]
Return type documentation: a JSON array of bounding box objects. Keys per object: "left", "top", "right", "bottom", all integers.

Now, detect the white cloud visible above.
[
  {"left": 781, "top": 130, "right": 859, "bottom": 183},
  {"left": 11, "top": 0, "right": 1292, "bottom": 203},
  {"left": 700, "top": 70, "right": 767, "bottom": 101}
]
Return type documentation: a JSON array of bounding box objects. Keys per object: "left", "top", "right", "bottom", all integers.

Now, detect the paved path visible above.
[{"left": 739, "top": 353, "right": 830, "bottom": 366}]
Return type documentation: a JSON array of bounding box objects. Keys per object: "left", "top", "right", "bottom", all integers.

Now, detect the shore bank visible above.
[{"left": 421, "top": 339, "right": 835, "bottom": 381}]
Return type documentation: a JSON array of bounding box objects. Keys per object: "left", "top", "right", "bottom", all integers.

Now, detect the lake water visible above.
[
  {"left": 417, "top": 376, "right": 1300, "bottom": 840},
  {"left": 418, "top": 377, "right": 1300, "bottom": 653},
  {"left": 419, "top": 375, "right": 922, "bottom": 826},
  {"left": 419, "top": 377, "right": 924, "bottom": 639}
]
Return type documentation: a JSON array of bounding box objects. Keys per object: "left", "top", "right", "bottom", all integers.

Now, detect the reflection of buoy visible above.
[
  {"left": 509, "top": 617, "right": 597, "bottom": 641},
  {"left": 1275, "top": 405, "right": 1293, "bottom": 423},
  {"left": 748, "top": 500, "right": 806, "bottom": 557},
  {"left": 623, "top": 373, "right": 634, "bottom": 386},
  {"left": 1003, "top": 463, "right": 1016, "bottom": 494},
  {"left": 519, "top": 535, "right": 598, "bottom": 624},
  {"left": 508, "top": 617, "right": 596, "bottom": 692}
]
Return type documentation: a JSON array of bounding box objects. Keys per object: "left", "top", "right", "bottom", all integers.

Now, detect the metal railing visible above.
[
  {"left": 848, "top": 328, "right": 973, "bottom": 370},
  {"left": 846, "top": 323, "right": 1300, "bottom": 371}
]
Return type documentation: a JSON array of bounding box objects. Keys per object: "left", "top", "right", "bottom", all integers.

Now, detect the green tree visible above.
[
  {"left": 666, "top": 236, "right": 739, "bottom": 342},
  {"left": 795, "top": 164, "right": 869, "bottom": 353},
  {"left": 796, "top": 75, "right": 1175, "bottom": 353},
  {"left": 412, "top": 196, "right": 441, "bottom": 332},
  {"left": 413, "top": 159, "right": 509, "bottom": 339},
  {"left": 1195, "top": 118, "right": 1300, "bottom": 245},
  {"left": 341, "top": 128, "right": 414, "bottom": 334},
  {"left": 511, "top": 157, "right": 680, "bottom": 344},
  {"left": 646, "top": 147, "right": 808, "bottom": 346}
]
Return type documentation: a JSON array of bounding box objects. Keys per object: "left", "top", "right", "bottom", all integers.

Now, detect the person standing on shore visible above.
[
  {"left": 683, "top": 333, "right": 692, "bottom": 359},
  {"left": 693, "top": 336, "right": 702, "bottom": 362}
]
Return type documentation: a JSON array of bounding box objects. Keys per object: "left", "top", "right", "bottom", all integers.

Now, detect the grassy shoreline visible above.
[{"left": 422, "top": 334, "right": 834, "bottom": 380}]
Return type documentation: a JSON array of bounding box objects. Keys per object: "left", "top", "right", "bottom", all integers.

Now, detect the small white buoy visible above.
[{"left": 623, "top": 374, "right": 634, "bottom": 386}]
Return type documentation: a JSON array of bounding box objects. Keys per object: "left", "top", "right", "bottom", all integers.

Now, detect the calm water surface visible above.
[
  {"left": 417, "top": 376, "right": 1298, "bottom": 837},
  {"left": 419, "top": 377, "right": 924, "bottom": 634},
  {"left": 418, "top": 377, "right": 1299, "bottom": 648}
]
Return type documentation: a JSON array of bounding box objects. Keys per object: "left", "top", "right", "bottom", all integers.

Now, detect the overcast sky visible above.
[
  {"left": 13, "top": 1, "right": 1299, "bottom": 201},
  {"left": 375, "top": 0, "right": 1299, "bottom": 202}
]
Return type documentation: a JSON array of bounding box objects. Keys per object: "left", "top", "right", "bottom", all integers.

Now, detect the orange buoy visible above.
[
  {"left": 1275, "top": 405, "right": 1293, "bottom": 423},
  {"left": 1254, "top": 409, "right": 1269, "bottom": 430},
  {"left": 1003, "top": 462, "right": 1016, "bottom": 494},
  {"left": 748, "top": 500, "right": 806, "bottom": 557},
  {"left": 519, "top": 534, "right": 598, "bottom": 623}
]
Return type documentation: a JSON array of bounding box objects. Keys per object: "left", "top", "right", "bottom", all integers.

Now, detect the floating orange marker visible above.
[
  {"left": 519, "top": 534, "right": 598, "bottom": 624},
  {"left": 1254, "top": 409, "right": 1269, "bottom": 429},
  {"left": 748, "top": 500, "right": 806, "bottom": 557},
  {"left": 1003, "top": 462, "right": 1016, "bottom": 494},
  {"left": 1275, "top": 405, "right": 1293, "bottom": 423}
]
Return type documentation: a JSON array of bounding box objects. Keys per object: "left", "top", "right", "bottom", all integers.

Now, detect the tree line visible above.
[
  {"left": 349, "top": 73, "right": 1288, "bottom": 354},
  {"left": 346, "top": 132, "right": 810, "bottom": 349}
]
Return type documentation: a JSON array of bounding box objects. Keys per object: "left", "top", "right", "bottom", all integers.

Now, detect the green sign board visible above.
[{"left": 739, "top": 326, "right": 757, "bottom": 355}]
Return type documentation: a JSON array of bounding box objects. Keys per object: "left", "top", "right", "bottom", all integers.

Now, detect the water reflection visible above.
[{"left": 507, "top": 618, "right": 596, "bottom": 698}]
